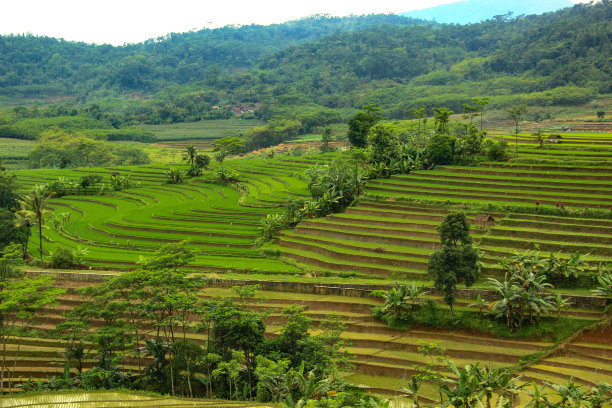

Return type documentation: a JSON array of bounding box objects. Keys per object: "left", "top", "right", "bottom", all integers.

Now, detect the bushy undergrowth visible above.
[{"left": 371, "top": 303, "right": 589, "bottom": 342}]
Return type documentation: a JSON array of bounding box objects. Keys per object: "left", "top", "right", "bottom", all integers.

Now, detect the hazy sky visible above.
[{"left": 0, "top": 0, "right": 591, "bottom": 46}]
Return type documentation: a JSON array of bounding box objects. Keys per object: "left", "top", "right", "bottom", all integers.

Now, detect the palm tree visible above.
[
  {"left": 17, "top": 186, "right": 53, "bottom": 261},
  {"left": 183, "top": 145, "right": 198, "bottom": 167}
]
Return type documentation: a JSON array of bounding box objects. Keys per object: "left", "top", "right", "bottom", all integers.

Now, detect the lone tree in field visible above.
[
  {"left": 17, "top": 185, "right": 53, "bottom": 261},
  {"left": 212, "top": 136, "right": 245, "bottom": 169},
  {"left": 427, "top": 212, "right": 480, "bottom": 319},
  {"left": 506, "top": 104, "right": 528, "bottom": 155}
]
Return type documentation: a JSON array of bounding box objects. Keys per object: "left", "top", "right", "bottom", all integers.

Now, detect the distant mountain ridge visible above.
[{"left": 401, "top": 0, "right": 575, "bottom": 24}]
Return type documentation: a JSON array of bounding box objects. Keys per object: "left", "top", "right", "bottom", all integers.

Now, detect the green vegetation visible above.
[{"left": 0, "top": 2, "right": 611, "bottom": 405}]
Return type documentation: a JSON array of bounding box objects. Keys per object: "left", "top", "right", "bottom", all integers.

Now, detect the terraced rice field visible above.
[
  {"left": 14, "top": 156, "right": 330, "bottom": 273},
  {"left": 274, "top": 199, "right": 612, "bottom": 280},
  {"left": 0, "top": 391, "right": 277, "bottom": 407},
  {"left": 6, "top": 279, "right": 608, "bottom": 400},
  {"left": 521, "top": 323, "right": 612, "bottom": 389}
]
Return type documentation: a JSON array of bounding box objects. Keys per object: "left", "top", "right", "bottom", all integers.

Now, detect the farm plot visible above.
[
  {"left": 144, "top": 119, "right": 265, "bottom": 142},
  {"left": 12, "top": 280, "right": 594, "bottom": 400},
  {"left": 0, "top": 391, "right": 277, "bottom": 407},
  {"left": 365, "top": 164, "right": 612, "bottom": 209},
  {"left": 273, "top": 198, "right": 612, "bottom": 279},
  {"left": 14, "top": 155, "right": 330, "bottom": 273},
  {"left": 520, "top": 321, "right": 612, "bottom": 389}
]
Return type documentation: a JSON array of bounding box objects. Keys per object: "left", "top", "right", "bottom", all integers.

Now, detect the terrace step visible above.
[
  {"left": 405, "top": 172, "right": 612, "bottom": 189},
  {"left": 489, "top": 227, "right": 612, "bottom": 245},
  {"left": 433, "top": 166, "right": 612, "bottom": 181},
  {"left": 479, "top": 163, "right": 612, "bottom": 173},
  {"left": 297, "top": 221, "right": 440, "bottom": 240},
  {"left": 375, "top": 176, "right": 612, "bottom": 196},
  {"left": 290, "top": 225, "right": 441, "bottom": 249},
  {"left": 366, "top": 182, "right": 610, "bottom": 205},
  {"left": 277, "top": 238, "right": 429, "bottom": 270},
  {"left": 480, "top": 236, "right": 612, "bottom": 257}
]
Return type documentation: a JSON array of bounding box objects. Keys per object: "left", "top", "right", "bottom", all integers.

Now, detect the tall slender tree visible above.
[
  {"left": 17, "top": 186, "right": 53, "bottom": 261},
  {"left": 506, "top": 104, "right": 528, "bottom": 156}
]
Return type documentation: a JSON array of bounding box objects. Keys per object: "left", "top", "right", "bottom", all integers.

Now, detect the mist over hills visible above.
[{"left": 401, "top": 0, "right": 575, "bottom": 24}]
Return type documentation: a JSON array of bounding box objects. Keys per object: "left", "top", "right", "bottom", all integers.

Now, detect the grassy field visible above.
[
  {"left": 0, "top": 138, "right": 34, "bottom": 170},
  {"left": 6, "top": 124, "right": 612, "bottom": 401},
  {"left": 143, "top": 119, "right": 264, "bottom": 142},
  {"left": 14, "top": 154, "right": 334, "bottom": 273}
]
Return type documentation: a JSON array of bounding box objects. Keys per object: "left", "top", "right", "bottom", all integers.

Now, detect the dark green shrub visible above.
[
  {"left": 51, "top": 248, "right": 74, "bottom": 269},
  {"left": 425, "top": 134, "right": 456, "bottom": 165},
  {"left": 486, "top": 141, "right": 508, "bottom": 161}
]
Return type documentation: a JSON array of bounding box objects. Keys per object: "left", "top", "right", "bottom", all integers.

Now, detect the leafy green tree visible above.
[
  {"left": 506, "top": 104, "right": 528, "bottom": 155},
  {"left": 428, "top": 213, "right": 480, "bottom": 319},
  {"left": 0, "top": 243, "right": 22, "bottom": 281},
  {"left": 486, "top": 140, "right": 508, "bottom": 161},
  {"left": 347, "top": 105, "right": 383, "bottom": 148},
  {"left": 255, "top": 357, "right": 298, "bottom": 403},
  {"left": 54, "top": 317, "right": 90, "bottom": 374},
  {"left": 213, "top": 350, "right": 245, "bottom": 400},
  {"left": 210, "top": 298, "right": 266, "bottom": 399},
  {"left": 320, "top": 128, "right": 334, "bottom": 152},
  {"left": 212, "top": 136, "right": 245, "bottom": 168},
  {"left": 433, "top": 107, "right": 453, "bottom": 134},
  {"left": 425, "top": 134, "right": 457, "bottom": 165},
  {"left": 367, "top": 125, "right": 400, "bottom": 170},
  {"left": 17, "top": 185, "right": 53, "bottom": 261},
  {"left": 471, "top": 97, "right": 490, "bottom": 134},
  {"left": 487, "top": 255, "right": 556, "bottom": 329},
  {"left": 380, "top": 284, "right": 410, "bottom": 322},
  {"left": 0, "top": 210, "right": 30, "bottom": 257},
  {"left": 532, "top": 129, "right": 545, "bottom": 148},
  {"left": 316, "top": 314, "right": 354, "bottom": 381},
  {"left": 0, "top": 274, "right": 65, "bottom": 392},
  {"left": 0, "top": 172, "right": 19, "bottom": 210}
]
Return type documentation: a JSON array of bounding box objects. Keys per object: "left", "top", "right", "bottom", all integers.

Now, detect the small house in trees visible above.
[
  {"left": 474, "top": 214, "right": 496, "bottom": 229},
  {"left": 548, "top": 134, "right": 562, "bottom": 144}
]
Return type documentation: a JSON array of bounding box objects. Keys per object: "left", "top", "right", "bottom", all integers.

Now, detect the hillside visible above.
[
  {"left": 0, "top": 14, "right": 419, "bottom": 99},
  {"left": 0, "top": 1, "right": 610, "bottom": 124},
  {"left": 401, "top": 0, "right": 574, "bottom": 24}
]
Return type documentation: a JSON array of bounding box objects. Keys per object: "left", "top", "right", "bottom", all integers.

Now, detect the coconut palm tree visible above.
[
  {"left": 183, "top": 145, "right": 198, "bottom": 167},
  {"left": 17, "top": 185, "right": 53, "bottom": 261}
]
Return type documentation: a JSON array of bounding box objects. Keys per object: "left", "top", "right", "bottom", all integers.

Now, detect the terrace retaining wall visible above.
[{"left": 25, "top": 270, "right": 610, "bottom": 310}]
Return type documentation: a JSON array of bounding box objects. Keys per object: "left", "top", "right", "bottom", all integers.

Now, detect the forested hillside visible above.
[
  {"left": 0, "top": 14, "right": 419, "bottom": 99},
  {"left": 0, "top": 1, "right": 610, "bottom": 125}
]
